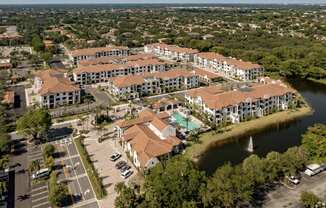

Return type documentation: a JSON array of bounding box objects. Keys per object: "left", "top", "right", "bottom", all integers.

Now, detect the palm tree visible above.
[
  {"left": 184, "top": 114, "right": 192, "bottom": 131},
  {"left": 0, "top": 181, "right": 7, "bottom": 196}
]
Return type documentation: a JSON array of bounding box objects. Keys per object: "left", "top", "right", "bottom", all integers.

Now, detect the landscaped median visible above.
[
  {"left": 184, "top": 105, "right": 313, "bottom": 161},
  {"left": 74, "top": 136, "right": 107, "bottom": 199}
]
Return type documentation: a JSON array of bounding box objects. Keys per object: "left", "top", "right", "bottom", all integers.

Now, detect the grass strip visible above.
[{"left": 74, "top": 137, "right": 107, "bottom": 199}]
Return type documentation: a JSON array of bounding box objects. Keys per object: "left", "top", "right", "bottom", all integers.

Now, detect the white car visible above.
[
  {"left": 286, "top": 176, "right": 300, "bottom": 185},
  {"left": 32, "top": 168, "right": 49, "bottom": 180},
  {"left": 304, "top": 164, "right": 325, "bottom": 176},
  {"left": 110, "top": 153, "right": 121, "bottom": 161},
  {"left": 121, "top": 169, "right": 133, "bottom": 179}
]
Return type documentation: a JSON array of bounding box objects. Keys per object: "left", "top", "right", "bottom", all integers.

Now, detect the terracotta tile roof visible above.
[
  {"left": 36, "top": 69, "right": 80, "bottom": 96},
  {"left": 197, "top": 52, "right": 227, "bottom": 61},
  {"left": 110, "top": 69, "right": 197, "bottom": 88},
  {"left": 2, "top": 90, "right": 14, "bottom": 104},
  {"left": 74, "top": 58, "right": 171, "bottom": 75},
  {"left": 117, "top": 109, "right": 181, "bottom": 168},
  {"left": 74, "top": 63, "right": 122, "bottom": 74},
  {"left": 226, "top": 59, "right": 262, "bottom": 70},
  {"left": 195, "top": 52, "right": 262, "bottom": 70},
  {"left": 111, "top": 75, "right": 145, "bottom": 88},
  {"left": 192, "top": 68, "right": 222, "bottom": 79},
  {"left": 154, "top": 69, "right": 196, "bottom": 79},
  {"left": 146, "top": 43, "right": 199, "bottom": 54},
  {"left": 70, "top": 46, "right": 128, "bottom": 57},
  {"left": 123, "top": 124, "right": 180, "bottom": 168},
  {"left": 115, "top": 109, "right": 158, "bottom": 129},
  {"left": 150, "top": 116, "right": 169, "bottom": 131},
  {"left": 186, "top": 81, "right": 295, "bottom": 109},
  {"left": 79, "top": 54, "right": 157, "bottom": 66},
  {"left": 79, "top": 56, "right": 117, "bottom": 66}
]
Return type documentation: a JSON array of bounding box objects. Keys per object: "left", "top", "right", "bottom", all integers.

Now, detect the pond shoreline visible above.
[{"left": 184, "top": 105, "right": 313, "bottom": 163}]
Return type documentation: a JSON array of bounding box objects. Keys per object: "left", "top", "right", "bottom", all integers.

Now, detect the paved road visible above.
[
  {"left": 264, "top": 171, "right": 326, "bottom": 207},
  {"left": 86, "top": 87, "right": 113, "bottom": 107},
  {"left": 10, "top": 133, "right": 31, "bottom": 208},
  {"left": 50, "top": 137, "right": 99, "bottom": 208},
  {"left": 9, "top": 132, "right": 51, "bottom": 208}
]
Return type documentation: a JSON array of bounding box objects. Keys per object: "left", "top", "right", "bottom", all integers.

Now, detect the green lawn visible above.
[{"left": 307, "top": 78, "right": 326, "bottom": 86}]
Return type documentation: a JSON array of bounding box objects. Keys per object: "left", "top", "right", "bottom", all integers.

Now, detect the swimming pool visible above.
[{"left": 171, "top": 112, "right": 201, "bottom": 131}]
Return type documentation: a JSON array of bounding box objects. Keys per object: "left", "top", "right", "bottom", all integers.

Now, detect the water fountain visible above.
[{"left": 247, "top": 136, "right": 254, "bottom": 152}]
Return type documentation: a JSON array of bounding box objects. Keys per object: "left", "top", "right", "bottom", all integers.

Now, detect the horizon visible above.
[{"left": 1, "top": 0, "right": 326, "bottom": 5}]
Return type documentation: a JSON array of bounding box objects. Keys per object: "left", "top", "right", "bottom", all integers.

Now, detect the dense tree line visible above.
[
  {"left": 115, "top": 124, "right": 326, "bottom": 208},
  {"left": 0, "top": 70, "right": 11, "bottom": 170}
]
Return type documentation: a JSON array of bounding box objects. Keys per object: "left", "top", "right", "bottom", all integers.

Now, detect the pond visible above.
[{"left": 198, "top": 80, "right": 326, "bottom": 175}]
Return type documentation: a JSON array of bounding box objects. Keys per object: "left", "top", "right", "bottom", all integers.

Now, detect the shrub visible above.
[
  {"left": 75, "top": 137, "right": 106, "bottom": 199},
  {"left": 49, "top": 172, "right": 69, "bottom": 207},
  {"left": 300, "top": 191, "right": 322, "bottom": 208}
]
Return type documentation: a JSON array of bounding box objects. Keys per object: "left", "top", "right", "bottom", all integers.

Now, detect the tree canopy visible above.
[{"left": 16, "top": 108, "right": 52, "bottom": 141}]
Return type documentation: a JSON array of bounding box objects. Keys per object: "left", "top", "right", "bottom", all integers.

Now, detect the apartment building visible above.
[
  {"left": 33, "top": 69, "right": 81, "bottom": 108},
  {"left": 193, "top": 52, "right": 264, "bottom": 81},
  {"left": 144, "top": 43, "right": 198, "bottom": 62},
  {"left": 185, "top": 79, "right": 296, "bottom": 124},
  {"left": 191, "top": 68, "right": 223, "bottom": 83},
  {"left": 115, "top": 109, "right": 182, "bottom": 170},
  {"left": 68, "top": 46, "right": 129, "bottom": 65},
  {"left": 79, "top": 53, "right": 156, "bottom": 66},
  {"left": 73, "top": 58, "right": 176, "bottom": 85},
  {"left": 109, "top": 69, "right": 199, "bottom": 100}
]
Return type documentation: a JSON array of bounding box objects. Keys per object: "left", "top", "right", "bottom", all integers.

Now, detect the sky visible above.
[{"left": 1, "top": 0, "right": 326, "bottom": 4}]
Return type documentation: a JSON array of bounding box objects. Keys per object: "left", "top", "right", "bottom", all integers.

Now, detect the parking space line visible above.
[
  {"left": 72, "top": 137, "right": 99, "bottom": 204},
  {"left": 64, "top": 139, "right": 85, "bottom": 201},
  {"left": 31, "top": 185, "right": 48, "bottom": 192},
  {"left": 32, "top": 201, "right": 50, "bottom": 208},
  {"left": 54, "top": 154, "right": 79, "bottom": 162},
  {"left": 32, "top": 195, "right": 48, "bottom": 203},
  {"left": 71, "top": 198, "right": 97, "bottom": 208},
  {"left": 63, "top": 173, "right": 87, "bottom": 181},
  {"left": 31, "top": 189, "right": 48, "bottom": 197}
]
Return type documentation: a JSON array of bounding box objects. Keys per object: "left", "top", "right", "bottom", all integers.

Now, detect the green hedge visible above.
[{"left": 74, "top": 137, "right": 106, "bottom": 199}]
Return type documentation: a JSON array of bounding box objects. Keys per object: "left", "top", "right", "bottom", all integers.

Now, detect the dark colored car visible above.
[
  {"left": 115, "top": 161, "right": 127, "bottom": 169},
  {"left": 120, "top": 165, "right": 131, "bottom": 173}
]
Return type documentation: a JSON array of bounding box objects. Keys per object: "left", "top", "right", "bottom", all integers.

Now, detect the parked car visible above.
[
  {"left": 121, "top": 169, "right": 133, "bottom": 179},
  {"left": 120, "top": 165, "right": 131, "bottom": 173},
  {"left": 286, "top": 175, "right": 300, "bottom": 185},
  {"left": 115, "top": 160, "right": 127, "bottom": 169},
  {"left": 110, "top": 153, "right": 121, "bottom": 161},
  {"left": 304, "top": 164, "right": 325, "bottom": 176},
  {"left": 32, "top": 168, "right": 49, "bottom": 180}
]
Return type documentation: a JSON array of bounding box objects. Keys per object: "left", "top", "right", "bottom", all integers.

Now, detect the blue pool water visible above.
[{"left": 171, "top": 112, "right": 201, "bottom": 131}]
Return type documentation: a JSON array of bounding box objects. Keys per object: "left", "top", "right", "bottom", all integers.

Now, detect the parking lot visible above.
[
  {"left": 50, "top": 137, "right": 99, "bottom": 208},
  {"left": 83, "top": 129, "right": 137, "bottom": 208},
  {"left": 264, "top": 171, "right": 326, "bottom": 208}
]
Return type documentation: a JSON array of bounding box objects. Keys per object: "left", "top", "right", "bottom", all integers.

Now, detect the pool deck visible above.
[
  {"left": 184, "top": 105, "right": 313, "bottom": 162},
  {"left": 170, "top": 109, "right": 205, "bottom": 131}
]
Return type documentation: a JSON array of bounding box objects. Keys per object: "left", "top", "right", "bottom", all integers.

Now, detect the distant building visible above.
[
  {"left": 144, "top": 43, "right": 198, "bottom": 62},
  {"left": 0, "top": 59, "right": 12, "bottom": 70},
  {"left": 151, "top": 97, "right": 182, "bottom": 112},
  {"left": 194, "top": 52, "right": 264, "bottom": 81},
  {"left": 185, "top": 79, "right": 296, "bottom": 124},
  {"left": 115, "top": 109, "right": 182, "bottom": 170},
  {"left": 73, "top": 58, "right": 176, "bottom": 85},
  {"left": 68, "top": 46, "right": 129, "bottom": 65},
  {"left": 33, "top": 69, "right": 81, "bottom": 108},
  {"left": 109, "top": 69, "right": 199, "bottom": 100}
]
